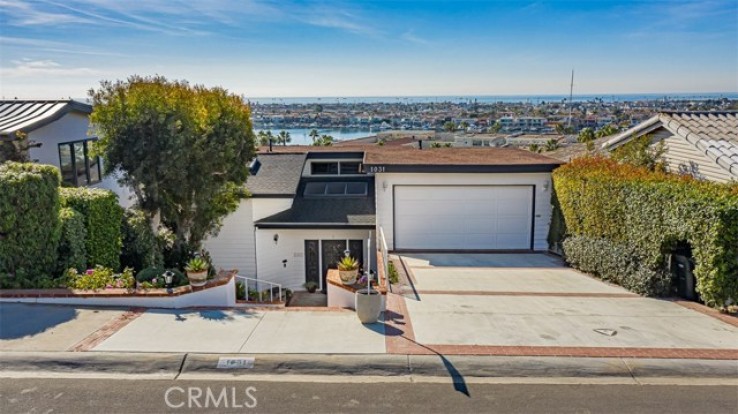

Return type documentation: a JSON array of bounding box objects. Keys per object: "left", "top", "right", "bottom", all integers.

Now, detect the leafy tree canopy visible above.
[{"left": 89, "top": 75, "right": 256, "bottom": 250}]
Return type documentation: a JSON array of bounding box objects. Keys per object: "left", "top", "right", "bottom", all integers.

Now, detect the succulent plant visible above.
[
  {"left": 185, "top": 257, "right": 209, "bottom": 273},
  {"left": 337, "top": 256, "right": 359, "bottom": 271}
]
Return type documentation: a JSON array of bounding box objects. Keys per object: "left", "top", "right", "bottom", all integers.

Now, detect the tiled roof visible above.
[
  {"left": 603, "top": 111, "right": 738, "bottom": 177},
  {"left": 255, "top": 179, "right": 375, "bottom": 227},
  {"left": 246, "top": 153, "right": 306, "bottom": 196},
  {"left": 363, "top": 147, "right": 564, "bottom": 166},
  {"left": 0, "top": 100, "right": 91, "bottom": 136}
]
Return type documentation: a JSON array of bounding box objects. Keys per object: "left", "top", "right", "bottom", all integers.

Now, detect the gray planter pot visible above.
[
  {"left": 355, "top": 289, "right": 382, "bottom": 324},
  {"left": 187, "top": 270, "right": 208, "bottom": 287}
]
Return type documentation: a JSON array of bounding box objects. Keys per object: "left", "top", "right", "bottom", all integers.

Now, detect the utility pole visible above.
[{"left": 567, "top": 69, "right": 574, "bottom": 129}]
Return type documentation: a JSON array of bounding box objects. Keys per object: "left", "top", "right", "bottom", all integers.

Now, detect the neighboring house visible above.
[
  {"left": 0, "top": 100, "right": 133, "bottom": 205},
  {"left": 205, "top": 146, "right": 563, "bottom": 292},
  {"left": 602, "top": 111, "right": 738, "bottom": 183}
]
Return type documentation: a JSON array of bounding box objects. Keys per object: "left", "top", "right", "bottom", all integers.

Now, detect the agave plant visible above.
[
  {"left": 337, "top": 256, "right": 359, "bottom": 271},
  {"left": 185, "top": 257, "right": 209, "bottom": 273}
]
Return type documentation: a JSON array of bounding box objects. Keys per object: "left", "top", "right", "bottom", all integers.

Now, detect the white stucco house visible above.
[
  {"left": 205, "top": 145, "right": 563, "bottom": 292},
  {"left": 0, "top": 100, "right": 133, "bottom": 206},
  {"left": 602, "top": 111, "right": 738, "bottom": 183}
]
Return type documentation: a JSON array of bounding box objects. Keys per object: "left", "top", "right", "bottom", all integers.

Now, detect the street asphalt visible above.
[{"left": 1, "top": 377, "right": 736, "bottom": 413}]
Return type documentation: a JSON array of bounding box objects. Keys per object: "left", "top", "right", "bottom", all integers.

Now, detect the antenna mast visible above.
[{"left": 567, "top": 69, "right": 574, "bottom": 128}]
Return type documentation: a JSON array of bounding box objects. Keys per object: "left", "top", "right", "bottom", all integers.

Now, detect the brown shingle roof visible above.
[{"left": 363, "top": 147, "right": 563, "bottom": 166}]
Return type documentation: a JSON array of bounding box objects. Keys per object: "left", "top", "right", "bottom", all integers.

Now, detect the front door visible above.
[
  {"left": 321, "top": 240, "right": 347, "bottom": 293},
  {"left": 304, "top": 240, "right": 320, "bottom": 288}
]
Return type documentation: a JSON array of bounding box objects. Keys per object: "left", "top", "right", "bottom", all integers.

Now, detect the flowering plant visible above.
[{"left": 65, "top": 266, "right": 135, "bottom": 290}]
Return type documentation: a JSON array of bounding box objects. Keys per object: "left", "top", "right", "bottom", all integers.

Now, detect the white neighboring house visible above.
[
  {"left": 205, "top": 145, "right": 563, "bottom": 291},
  {"left": 0, "top": 100, "right": 134, "bottom": 206},
  {"left": 602, "top": 111, "right": 738, "bottom": 183}
]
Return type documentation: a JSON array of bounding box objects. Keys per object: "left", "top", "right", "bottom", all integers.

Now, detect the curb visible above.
[{"left": 1, "top": 352, "right": 736, "bottom": 381}]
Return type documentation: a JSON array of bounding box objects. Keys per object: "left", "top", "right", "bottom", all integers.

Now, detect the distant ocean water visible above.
[
  {"left": 255, "top": 128, "right": 375, "bottom": 145},
  {"left": 250, "top": 93, "right": 737, "bottom": 105}
]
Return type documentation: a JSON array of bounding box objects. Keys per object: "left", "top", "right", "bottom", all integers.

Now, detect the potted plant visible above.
[
  {"left": 185, "top": 257, "right": 209, "bottom": 287},
  {"left": 337, "top": 256, "right": 359, "bottom": 285},
  {"left": 303, "top": 281, "right": 319, "bottom": 293}
]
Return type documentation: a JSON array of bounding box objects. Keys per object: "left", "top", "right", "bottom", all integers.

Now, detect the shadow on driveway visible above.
[{"left": 0, "top": 303, "right": 79, "bottom": 339}]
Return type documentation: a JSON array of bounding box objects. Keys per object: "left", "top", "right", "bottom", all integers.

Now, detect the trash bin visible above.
[{"left": 671, "top": 254, "right": 697, "bottom": 301}]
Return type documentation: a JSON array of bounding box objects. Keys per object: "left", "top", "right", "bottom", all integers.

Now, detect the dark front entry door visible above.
[
  {"left": 304, "top": 240, "right": 320, "bottom": 288},
  {"left": 348, "top": 240, "right": 364, "bottom": 273},
  {"left": 321, "top": 240, "right": 347, "bottom": 293}
]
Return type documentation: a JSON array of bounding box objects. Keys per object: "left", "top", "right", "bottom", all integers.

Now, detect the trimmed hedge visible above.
[
  {"left": 553, "top": 156, "right": 738, "bottom": 307},
  {"left": 57, "top": 207, "right": 87, "bottom": 273},
  {"left": 120, "top": 208, "right": 163, "bottom": 272},
  {"left": 0, "top": 162, "right": 61, "bottom": 284},
  {"left": 60, "top": 187, "right": 123, "bottom": 270}
]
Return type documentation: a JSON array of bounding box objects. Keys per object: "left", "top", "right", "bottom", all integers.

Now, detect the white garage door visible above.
[{"left": 394, "top": 185, "right": 533, "bottom": 250}]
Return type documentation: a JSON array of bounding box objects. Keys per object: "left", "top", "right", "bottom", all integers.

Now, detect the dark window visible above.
[
  {"left": 340, "top": 162, "right": 361, "bottom": 174},
  {"left": 311, "top": 162, "right": 338, "bottom": 175},
  {"left": 303, "top": 181, "right": 367, "bottom": 197},
  {"left": 58, "top": 139, "right": 101, "bottom": 187}
]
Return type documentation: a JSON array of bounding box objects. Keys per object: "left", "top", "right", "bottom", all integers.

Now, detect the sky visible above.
[{"left": 1, "top": 0, "right": 737, "bottom": 99}]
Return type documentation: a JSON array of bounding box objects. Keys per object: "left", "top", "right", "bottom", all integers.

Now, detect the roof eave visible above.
[{"left": 601, "top": 115, "right": 661, "bottom": 150}]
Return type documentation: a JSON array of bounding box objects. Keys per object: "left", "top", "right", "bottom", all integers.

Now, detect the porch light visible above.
[
  {"left": 163, "top": 270, "right": 174, "bottom": 294},
  {"left": 344, "top": 249, "right": 351, "bottom": 257},
  {"left": 273, "top": 233, "right": 279, "bottom": 244}
]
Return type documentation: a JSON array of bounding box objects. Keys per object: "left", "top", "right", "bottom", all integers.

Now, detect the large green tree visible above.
[{"left": 89, "top": 76, "right": 256, "bottom": 251}]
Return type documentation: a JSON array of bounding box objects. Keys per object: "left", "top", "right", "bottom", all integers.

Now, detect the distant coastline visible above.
[{"left": 250, "top": 92, "right": 737, "bottom": 105}]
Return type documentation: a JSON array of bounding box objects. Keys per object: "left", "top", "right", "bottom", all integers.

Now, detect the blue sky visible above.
[{"left": 1, "top": 0, "right": 736, "bottom": 98}]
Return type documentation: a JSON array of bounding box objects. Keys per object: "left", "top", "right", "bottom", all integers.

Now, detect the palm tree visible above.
[
  {"left": 312, "top": 134, "right": 334, "bottom": 146},
  {"left": 528, "top": 143, "right": 542, "bottom": 153},
  {"left": 577, "top": 127, "right": 595, "bottom": 143},
  {"left": 257, "top": 131, "right": 269, "bottom": 146},
  {"left": 277, "top": 130, "right": 291, "bottom": 146},
  {"left": 309, "top": 129, "right": 319, "bottom": 144},
  {"left": 544, "top": 138, "right": 560, "bottom": 152}
]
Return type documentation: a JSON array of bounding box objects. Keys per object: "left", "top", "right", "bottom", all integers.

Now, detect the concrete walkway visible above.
[
  {"left": 93, "top": 308, "right": 387, "bottom": 354},
  {"left": 0, "top": 303, "right": 125, "bottom": 352}
]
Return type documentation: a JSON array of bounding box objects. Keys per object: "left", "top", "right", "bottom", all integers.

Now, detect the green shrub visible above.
[
  {"left": 553, "top": 156, "right": 738, "bottom": 307},
  {"left": 135, "top": 267, "right": 187, "bottom": 288},
  {"left": 0, "top": 162, "right": 61, "bottom": 286},
  {"left": 562, "top": 236, "right": 671, "bottom": 296},
  {"left": 387, "top": 261, "right": 399, "bottom": 284},
  {"left": 57, "top": 207, "right": 87, "bottom": 274},
  {"left": 65, "top": 266, "right": 135, "bottom": 290},
  {"left": 60, "top": 187, "right": 123, "bottom": 269},
  {"left": 120, "top": 209, "right": 162, "bottom": 272}
]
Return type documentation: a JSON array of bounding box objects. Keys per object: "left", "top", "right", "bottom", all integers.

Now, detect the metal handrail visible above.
[
  {"left": 235, "top": 275, "right": 282, "bottom": 303},
  {"left": 378, "top": 227, "right": 389, "bottom": 283}
]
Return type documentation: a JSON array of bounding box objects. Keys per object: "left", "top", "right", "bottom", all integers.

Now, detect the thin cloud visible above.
[
  {"left": 401, "top": 30, "right": 430, "bottom": 46},
  {"left": 1, "top": 58, "right": 102, "bottom": 77},
  {"left": 0, "top": 36, "right": 128, "bottom": 57}
]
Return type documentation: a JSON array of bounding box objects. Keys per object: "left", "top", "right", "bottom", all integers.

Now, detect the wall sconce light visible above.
[
  {"left": 543, "top": 181, "right": 550, "bottom": 192},
  {"left": 282, "top": 259, "right": 288, "bottom": 268},
  {"left": 273, "top": 234, "right": 279, "bottom": 244},
  {"left": 382, "top": 181, "right": 388, "bottom": 191}
]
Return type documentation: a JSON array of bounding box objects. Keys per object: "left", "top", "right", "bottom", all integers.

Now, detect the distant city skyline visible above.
[{"left": 1, "top": 0, "right": 737, "bottom": 99}]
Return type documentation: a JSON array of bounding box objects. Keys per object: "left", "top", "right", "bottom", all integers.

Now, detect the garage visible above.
[{"left": 393, "top": 185, "right": 534, "bottom": 250}]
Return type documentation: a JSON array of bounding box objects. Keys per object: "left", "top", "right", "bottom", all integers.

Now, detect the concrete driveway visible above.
[{"left": 398, "top": 253, "right": 738, "bottom": 352}]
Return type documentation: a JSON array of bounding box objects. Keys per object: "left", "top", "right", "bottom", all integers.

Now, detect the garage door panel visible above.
[{"left": 395, "top": 185, "right": 532, "bottom": 250}]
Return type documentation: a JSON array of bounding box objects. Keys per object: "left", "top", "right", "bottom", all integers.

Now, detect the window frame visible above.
[
  {"left": 58, "top": 138, "right": 102, "bottom": 187},
  {"left": 303, "top": 181, "right": 368, "bottom": 197},
  {"left": 339, "top": 161, "right": 362, "bottom": 175},
  {"left": 310, "top": 162, "right": 339, "bottom": 175}
]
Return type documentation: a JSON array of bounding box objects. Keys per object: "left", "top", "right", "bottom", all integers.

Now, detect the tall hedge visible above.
[
  {"left": 57, "top": 207, "right": 87, "bottom": 273},
  {"left": 120, "top": 208, "right": 163, "bottom": 272},
  {"left": 0, "top": 162, "right": 61, "bottom": 283},
  {"left": 60, "top": 187, "right": 123, "bottom": 270},
  {"left": 552, "top": 156, "right": 738, "bottom": 307}
]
